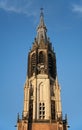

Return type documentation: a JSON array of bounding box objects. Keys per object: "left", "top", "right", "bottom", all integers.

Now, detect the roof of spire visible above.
[
  {"left": 36, "top": 9, "right": 48, "bottom": 44},
  {"left": 38, "top": 8, "right": 46, "bottom": 28}
]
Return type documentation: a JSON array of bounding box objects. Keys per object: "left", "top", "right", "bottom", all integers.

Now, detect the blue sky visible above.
[{"left": 0, "top": 0, "right": 82, "bottom": 130}]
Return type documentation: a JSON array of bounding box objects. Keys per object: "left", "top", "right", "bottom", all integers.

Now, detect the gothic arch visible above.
[
  {"left": 31, "top": 53, "right": 36, "bottom": 74},
  {"left": 39, "top": 51, "right": 45, "bottom": 64},
  {"left": 48, "top": 53, "right": 56, "bottom": 79},
  {"left": 48, "top": 53, "right": 53, "bottom": 75}
]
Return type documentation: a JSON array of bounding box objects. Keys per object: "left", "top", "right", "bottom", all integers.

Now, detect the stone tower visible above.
[{"left": 16, "top": 10, "right": 68, "bottom": 130}]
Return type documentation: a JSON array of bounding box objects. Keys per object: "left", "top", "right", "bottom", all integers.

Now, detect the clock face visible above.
[
  {"left": 37, "top": 63, "right": 45, "bottom": 74},
  {"left": 40, "top": 64, "right": 44, "bottom": 69}
]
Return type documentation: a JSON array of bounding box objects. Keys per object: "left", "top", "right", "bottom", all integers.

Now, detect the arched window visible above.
[
  {"left": 39, "top": 102, "right": 45, "bottom": 120},
  {"left": 29, "top": 100, "right": 33, "bottom": 122},
  {"left": 31, "top": 53, "right": 36, "bottom": 74},
  {"left": 39, "top": 51, "right": 45, "bottom": 64},
  {"left": 30, "top": 83, "right": 33, "bottom": 97},
  {"left": 48, "top": 53, "right": 53, "bottom": 75},
  {"left": 51, "top": 100, "right": 55, "bottom": 120},
  {"left": 48, "top": 53, "right": 56, "bottom": 79}
]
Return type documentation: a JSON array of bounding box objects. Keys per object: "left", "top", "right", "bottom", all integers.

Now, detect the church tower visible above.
[{"left": 16, "top": 9, "right": 68, "bottom": 130}]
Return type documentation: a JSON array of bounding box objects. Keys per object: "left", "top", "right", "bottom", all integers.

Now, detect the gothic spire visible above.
[
  {"left": 36, "top": 9, "right": 47, "bottom": 44},
  {"left": 39, "top": 8, "right": 45, "bottom": 28}
]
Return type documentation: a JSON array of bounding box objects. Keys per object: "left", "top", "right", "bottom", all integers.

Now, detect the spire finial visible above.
[
  {"left": 40, "top": 8, "right": 44, "bottom": 17},
  {"left": 39, "top": 8, "right": 45, "bottom": 27}
]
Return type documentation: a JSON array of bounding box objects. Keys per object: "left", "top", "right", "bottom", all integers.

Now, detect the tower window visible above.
[
  {"left": 39, "top": 102, "right": 45, "bottom": 119},
  {"left": 43, "top": 107, "right": 45, "bottom": 110},
  {"left": 51, "top": 85, "right": 54, "bottom": 96},
  {"left": 48, "top": 53, "right": 56, "bottom": 79},
  {"left": 39, "top": 51, "right": 45, "bottom": 64},
  {"left": 51, "top": 100, "right": 55, "bottom": 120},
  {"left": 29, "top": 100, "right": 33, "bottom": 122},
  {"left": 30, "top": 84, "right": 33, "bottom": 97},
  {"left": 31, "top": 53, "right": 36, "bottom": 75},
  {"left": 43, "top": 103, "right": 44, "bottom": 106},
  {"left": 48, "top": 54, "right": 53, "bottom": 75}
]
